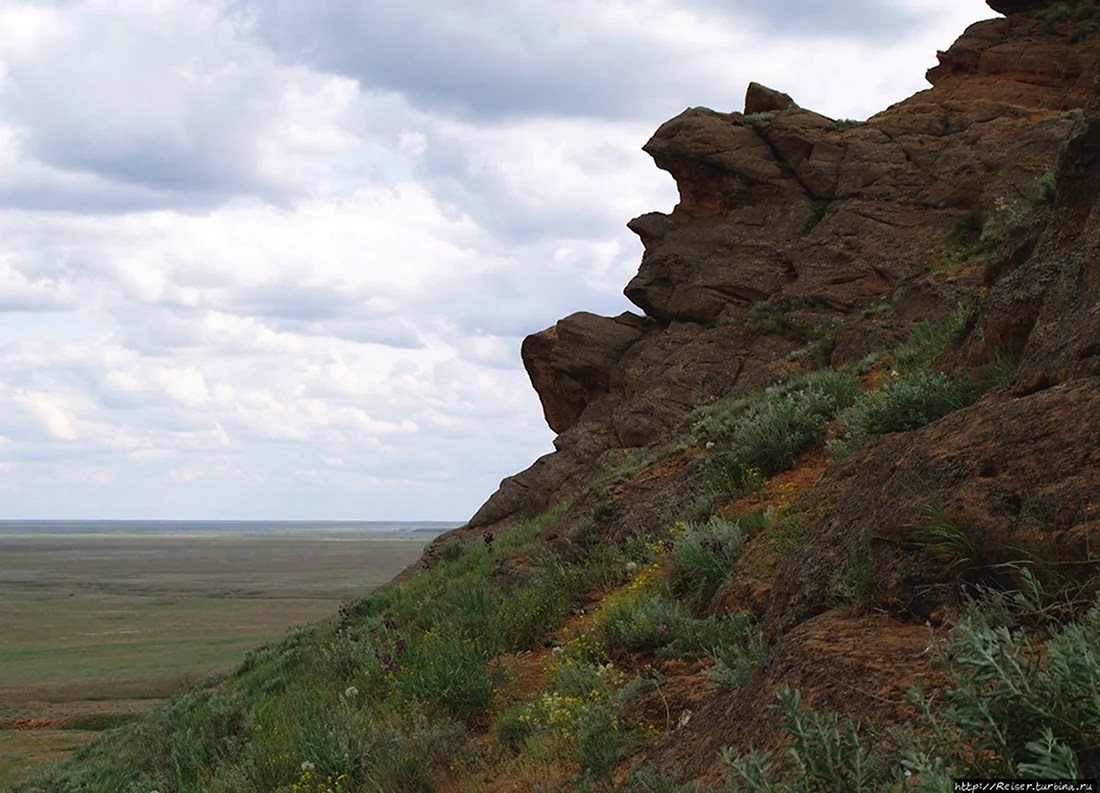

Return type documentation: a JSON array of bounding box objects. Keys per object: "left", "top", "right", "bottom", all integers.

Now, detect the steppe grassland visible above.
[{"left": 0, "top": 530, "right": 432, "bottom": 783}]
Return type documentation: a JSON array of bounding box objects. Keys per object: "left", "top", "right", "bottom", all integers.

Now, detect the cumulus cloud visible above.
[{"left": 0, "top": 0, "right": 996, "bottom": 519}]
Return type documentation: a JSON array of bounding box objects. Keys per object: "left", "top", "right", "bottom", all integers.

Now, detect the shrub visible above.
[
  {"left": 572, "top": 704, "right": 629, "bottom": 778},
  {"left": 833, "top": 371, "right": 975, "bottom": 450},
  {"left": 701, "top": 616, "right": 765, "bottom": 690},
  {"left": 763, "top": 507, "right": 810, "bottom": 557},
  {"left": 599, "top": 594, "right": 689, "bottom": 654},
  {"left": 1035, "top": 170, "right": 1057, "bottom": 205},
  {"left": 691, "top": 370, "right": 861, "bottom": 484},
  {"left": 721, "top": 686, "right": 889, "bottom": 793},
  {"left": 671, "top": 516, "right": 750, "bottom": 608},
  {"left": 598, "top": 592, "right": 762, "bottom": 686},
  {"left": 893, "top": 307, "right": 968, "bottom": 374},
  {"left": 933, "top": 592, "right": 1100, "bottom": 778},
  {"left": 496, "top": 703, "right": 536, "bottom": 752}
]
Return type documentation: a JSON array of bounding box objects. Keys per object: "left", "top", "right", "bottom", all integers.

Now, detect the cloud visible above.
[
  {"left": 0, "top": 0, "right": 361, "bottom": 212},
  {"left": 13, "top": 391, "right": 79, "bottom": 439},
  {"left": 0, "top": 0, "right": 997, "bottom": 519}
]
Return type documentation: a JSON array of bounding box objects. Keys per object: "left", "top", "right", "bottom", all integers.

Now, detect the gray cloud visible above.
[
  {"left": 680, "top": 0, "right": 933, "bottom": 37},
  {"left": 238, "top": 0, "right": 941, "bottom": 125},
  {"left": 235, "top": 0, "right": 727, "bottom": 122}
]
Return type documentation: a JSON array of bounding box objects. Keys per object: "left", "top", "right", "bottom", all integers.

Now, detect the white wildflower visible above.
[
  {"left": 301, "top": 761, "right": 315, "bottom": 772},
  {"left": 344, "top": 686, "right": 359, "bottom": 699},
  {"left": 625, "top": 561, "right": 638, "bottom": 573}
]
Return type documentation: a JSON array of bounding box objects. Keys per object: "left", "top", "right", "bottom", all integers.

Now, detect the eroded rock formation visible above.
[{"left": 460, "top": 0, "right": 1097, "bottom": 534}]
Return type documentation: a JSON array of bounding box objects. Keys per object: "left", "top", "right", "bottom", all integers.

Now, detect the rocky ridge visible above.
[
  {"left": 431, "top": 0, "right": 1100, "bottom": 780},
  {"left": 460, "top": 0, "right": 1097, "bottom": 536}
]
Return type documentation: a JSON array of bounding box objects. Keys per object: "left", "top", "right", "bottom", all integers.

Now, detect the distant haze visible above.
[{"left": 0, "top": 0, "right": 998, "bottom": 520}]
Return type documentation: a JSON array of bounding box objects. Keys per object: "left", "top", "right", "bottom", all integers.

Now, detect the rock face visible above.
[
  {"left": 520, "top": 312, "right": 650, "bottom": 435},
  {"left": 762, "top": 100, "right": 1100, "bottom": 638},
  {"left": 410, "top": 4, "right": 1100, "bottom": 782},
  {"left": 464, "top": 1, "right": 1098, "bottom": 535}
]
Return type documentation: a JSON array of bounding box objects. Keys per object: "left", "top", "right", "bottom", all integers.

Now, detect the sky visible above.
[{"left": 0, "top": 0, "right": 997, "bottom": 521}]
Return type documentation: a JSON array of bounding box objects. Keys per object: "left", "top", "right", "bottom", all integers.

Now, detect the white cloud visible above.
[
  {"left": 0, "top": 0, "right": 997, "bottom": 518},
  {"left": 13, "top": 391, "right": 79, "bottom": 440}
]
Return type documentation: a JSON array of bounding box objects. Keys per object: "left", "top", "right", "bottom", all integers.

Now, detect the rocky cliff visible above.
[
  {"left": 438, "top": 0, "right": 1100, "bottom": 779},
  {"left": 14, "top": 3, "right": 1100, "bottom": 791},
  {"left": 460, "top": 0, "right": 1096, "bottom": 531}
]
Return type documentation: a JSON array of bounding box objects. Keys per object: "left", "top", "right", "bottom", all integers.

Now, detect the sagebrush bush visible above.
[
  {"left": 832, "top": 371, "right": 975, "bottom": 452},
  {"left": 497, "top": 556, "right": 579, "bottom": 650},
  {"left": 692, "top": 370, "right": 861, "bottom": 488},
  {"left": 671, "top": 515, "right": 750, "bottom": 608},
  {"left": 720, "top": 587, "right": 1100, "bottom": 791},
  {"left": 933, "top": 592, "right": 1100, "bottom": 778},
  {"left": 597, "top": 591, "right": 762, "bottom": 688}
]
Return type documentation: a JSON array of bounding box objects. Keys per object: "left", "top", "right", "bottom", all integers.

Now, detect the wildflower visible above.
[
  {"left": 395, "top": 637, "right": 406, "bottom": 654},
  {"left": 301, "top": 761, "right": 315, "bottom": 772},
  {"left": 382, "top": 615, "right": 395, "bottom": 631},
  {"left": 662, "top": 538, "right": 676, "bottom": 553},
  {"left": 625, "top": 561, "right": 637, "bottom": 573},
  {"left": 705, "top": 441, "right": 715, "bottom": 450},
  {"left": 483, "top": 531, "right": 495, "bottom": 551},
  {"left": 551, "top": 646, "right": 564, "bottom": 656},
  {"left": 656, "top": 623, "right": 670, "bottom": 635},
  {"left": 380, "top": 653, "right": 400, "bottom": 674},
  {"left": 344, "top": 686, "right": 358, "bottom": 699}
]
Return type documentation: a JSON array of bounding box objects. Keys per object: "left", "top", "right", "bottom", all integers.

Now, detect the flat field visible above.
[{"left": 0, "top": 528, "right": 434, "bottom": 784}]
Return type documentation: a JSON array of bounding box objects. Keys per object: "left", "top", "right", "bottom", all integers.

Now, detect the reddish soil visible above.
[{"left": 1, "top": 718, "right": 71, "bottom": 730}]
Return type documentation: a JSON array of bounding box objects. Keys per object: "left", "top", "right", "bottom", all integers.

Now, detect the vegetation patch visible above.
[
  {"left": 690, "top": 369, "right": 861, "bottom": 488},
  {"left": 720, "top": 583, "right": 1100, "bottom": 790}
]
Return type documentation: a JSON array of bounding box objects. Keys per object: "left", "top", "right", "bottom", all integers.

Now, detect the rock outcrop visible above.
[
  {"left": 417, "top": 0, "right": 1100, "bottom": 784},
  {"left": 461, "top": 0, "right": 1097, "bottom": 536}
]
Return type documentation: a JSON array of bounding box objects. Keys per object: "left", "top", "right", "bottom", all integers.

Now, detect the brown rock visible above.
[
  {"left": 763, "top": 377, "right": 1100, "bottom": 638},
  {"left": 460, "top": 4, "right": 1100, "bottom": 574},
  {"left": 520, "top": 311, "right": 649, "bottom": 434},
  {"left": 624, "top": 17, "right": 1092, "bottom": 325},
  {"left": 744, "top": 82, "right": 796, "bottom": 115}
]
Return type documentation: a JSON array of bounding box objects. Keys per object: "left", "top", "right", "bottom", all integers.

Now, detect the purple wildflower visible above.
[{"left": 395, "top": 637, "right": 406, "bottom": 654}]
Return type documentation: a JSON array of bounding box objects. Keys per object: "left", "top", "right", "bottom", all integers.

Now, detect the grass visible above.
[
  {"left": 689, "top": 369, "right": 861, "bottom": 492},
  {"left": 0, "top": 531, "right": 432, "bottom": 785},
  {"left": 830, "top": 306, "right": 1016, "bottom": 458},
  {"left": 8, "top": 509, "right": 571, "bottom": 793},
  {"left": 908, "top": 499, "right": 978, "bottom": 572},
  {"left": 832, "top": 370, "right": 976, "bottom": 450}
]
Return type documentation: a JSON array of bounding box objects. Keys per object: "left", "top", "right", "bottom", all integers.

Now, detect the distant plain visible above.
[{"left": 0, "top": 522, "right": 444, "bottom": 784}]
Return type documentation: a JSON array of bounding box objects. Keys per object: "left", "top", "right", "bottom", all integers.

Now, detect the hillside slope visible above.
[{"left": 11, "top": 1, "right": 1100, "bottom": 790}]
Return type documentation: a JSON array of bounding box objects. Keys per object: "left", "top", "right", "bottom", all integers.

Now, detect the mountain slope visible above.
[{"left": 10, "top": 1, "right": 1100, "bottom": 790}]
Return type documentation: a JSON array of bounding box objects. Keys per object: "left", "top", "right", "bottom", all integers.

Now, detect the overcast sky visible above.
[{"left": 0, "top": 0, "right": 995, "bottom": 521}]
